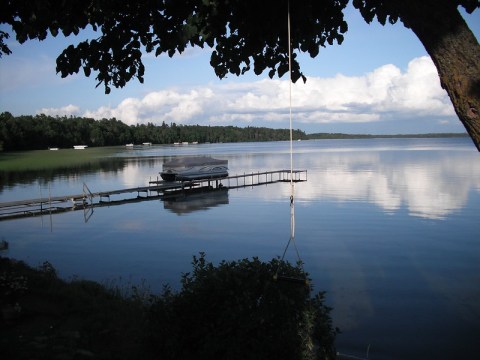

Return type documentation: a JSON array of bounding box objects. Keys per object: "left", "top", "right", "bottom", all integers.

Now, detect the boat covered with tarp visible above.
[{"left": 160, "top": 156, "right": 228, "bottom": 181}]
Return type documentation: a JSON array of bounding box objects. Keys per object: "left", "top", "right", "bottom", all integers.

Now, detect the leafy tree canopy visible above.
[
  {"left": 1, "top": 0, "right": 479, "bottom": 149},
  {"left": 0, "top": 0, "right": 351, "bottom": 93},
  {"left": 0, "top": 0, "right": 476, "bottom": 92}
]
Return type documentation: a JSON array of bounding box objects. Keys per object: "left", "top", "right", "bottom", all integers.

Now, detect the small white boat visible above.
[
  {"left": 73, "top": 145, "right": 88, "bottom": 150},
  {"left": 161, "top": 156, "right": 228, "bottom": 182},
  {"left": 142, "top": 142, "right": 152, "bottom": 146},
  {"left": 48, "top": 147, "right": 59, "bottom": 151},
  {"left": 126, "top": 143, "right": 134, "bottom": 147}
]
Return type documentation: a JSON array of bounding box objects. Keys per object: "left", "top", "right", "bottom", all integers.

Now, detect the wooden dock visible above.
[{"left": 0, "top": 170, "right": 306, "bottom": 221}]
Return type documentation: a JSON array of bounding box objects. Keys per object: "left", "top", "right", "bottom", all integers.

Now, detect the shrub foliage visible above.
[
  {"left": 148, "top": 253, "right": 338, "bottom": 360},
  {"left": 1, "top": 254, "right": 338, "bottom": 359}
]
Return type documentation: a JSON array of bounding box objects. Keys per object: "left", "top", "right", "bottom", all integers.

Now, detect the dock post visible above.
[
  {"left": 83, "top": 183, "right": 94, "bottom": 205},
  {"left": 39, "top": 186, "right": 43, "bottom": 213}
]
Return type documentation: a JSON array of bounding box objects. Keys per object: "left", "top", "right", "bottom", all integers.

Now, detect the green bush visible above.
[
  {"left": 1, "top": 255, "right": 338, "bottom": 359},
  {"left": 148, "top": 253, "right": 338, "bottom": 360}
]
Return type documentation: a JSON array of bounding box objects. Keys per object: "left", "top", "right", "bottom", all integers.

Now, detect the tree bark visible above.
[{"left": 397, "top": 1, "right": 480, "bottom": 151}]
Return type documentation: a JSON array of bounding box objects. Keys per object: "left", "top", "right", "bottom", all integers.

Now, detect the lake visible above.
[{"left": 1, "top": 137, "right": 479, "bottom": 359}]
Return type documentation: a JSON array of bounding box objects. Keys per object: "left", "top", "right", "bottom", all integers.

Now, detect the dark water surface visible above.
[{"left": 1, "top": 138, "right": 479, "bottom": 359}]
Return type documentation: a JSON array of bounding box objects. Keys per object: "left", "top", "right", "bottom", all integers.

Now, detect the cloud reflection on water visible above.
[
  {"left": 108, "top": 139, "right": 480, "bottom": 220},
  {"left": 230, "top": 143, "right": 480, "bottom": 220}
]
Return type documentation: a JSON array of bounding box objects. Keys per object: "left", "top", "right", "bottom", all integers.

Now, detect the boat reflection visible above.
[{"left": 163, "top": 188, "right": 229, "bottom": 215}]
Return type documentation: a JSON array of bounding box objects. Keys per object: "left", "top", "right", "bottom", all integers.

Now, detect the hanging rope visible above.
[
  {"left": 288, "top": 0, "right": 294, "bottom": 198},
  {"left": 274, "top": 0, "right": 308, "bottom": 286}
]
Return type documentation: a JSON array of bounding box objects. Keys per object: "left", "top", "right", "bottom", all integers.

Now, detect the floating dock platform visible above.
[{"left": 0, "top": 170, "right": 306, "bottom": 221}]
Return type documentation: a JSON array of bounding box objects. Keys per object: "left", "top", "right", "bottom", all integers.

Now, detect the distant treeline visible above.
[
  {"left": 0, "top": 112, "right": 307, "bottom": 151},
  {"left": 0, "top": 112, "right": 468, "bottom": 152},
  {"left": 307, "top": 132, "right": 468, "bottom": 139}
]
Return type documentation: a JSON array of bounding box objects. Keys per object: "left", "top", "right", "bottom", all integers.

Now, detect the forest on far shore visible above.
[
  {"left": 0, "top": 112, "right": 307, "bottom": 151},
  {"left": 0, "top": 112, "right": 467, "bottom": 152}
]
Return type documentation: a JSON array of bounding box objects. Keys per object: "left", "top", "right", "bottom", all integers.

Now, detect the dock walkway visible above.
[{"left": 0, "top": 169, "right": 306, "bottom": 221}]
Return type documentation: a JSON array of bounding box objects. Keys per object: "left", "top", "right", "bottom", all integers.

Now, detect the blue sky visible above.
[{"left": 0, "top": 5, "right": 479, "bottom": 135}]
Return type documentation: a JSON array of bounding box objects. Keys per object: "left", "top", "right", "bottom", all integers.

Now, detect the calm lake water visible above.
[{"left": 1, "top": 138, "right": 479, "bottom": 359}]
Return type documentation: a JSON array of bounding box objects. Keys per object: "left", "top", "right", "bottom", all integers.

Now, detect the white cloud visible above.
[
  {"left": 378, "top": 56, "right": 454, "bottom": 115},
  {"left": 83, "top": 88, "right": 215, "bottom": 125},
  {"left": 39, "top": 56, "right": 455, "bottom": 127},
  {"left": 37, "top": 104, "right": 80, "bottom": 117}
]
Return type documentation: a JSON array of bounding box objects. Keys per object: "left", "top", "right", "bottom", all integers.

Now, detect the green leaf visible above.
[
  {"left": 268, "top": 68, "right": 276, "bottom": 79},
  {"left": 50, "top": 27, "right": 58, "bottom": 37},
  {"left": 277, "top": 62, "right": 288, "bottom": 78},
  {"left": 308, "top": 43, "right": 319, "bottom": 57}
]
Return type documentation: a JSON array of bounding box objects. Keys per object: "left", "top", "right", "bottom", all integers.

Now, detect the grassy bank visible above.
[{"left": 0, "top": 147, "right": 119, "bottom": 172}]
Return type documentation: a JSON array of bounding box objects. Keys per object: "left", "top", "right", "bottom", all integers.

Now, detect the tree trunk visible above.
[{"left": 399, "top": 1, "right": 480, "bottom": 151}]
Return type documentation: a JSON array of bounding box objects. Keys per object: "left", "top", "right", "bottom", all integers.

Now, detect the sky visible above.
[{"left": 0, "top": 4, "right": 479, "bottom": 135}]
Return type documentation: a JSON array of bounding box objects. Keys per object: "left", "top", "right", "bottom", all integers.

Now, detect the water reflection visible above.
[
  {"left": 116, "top": 140, "right": 480, "bottom": 220},
  {"left": 0, "top": 157, "right": 128, "bottom": 192},
  {"left": 240, "top": 147, "right": 480, "bottom": 220},
  {"left": 1, "top": 139, "right": 479, "bottom": 360},
  {"left": 163, "top": 188, "right": 229, "bottom": 215},
  {"left": 2, "top": 140, "right": 479, "bottom": 220}
]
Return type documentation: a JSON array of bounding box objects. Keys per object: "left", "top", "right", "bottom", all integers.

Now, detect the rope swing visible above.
[{"left": 273, "top": 0, "right": 308, "bottom": 286}]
